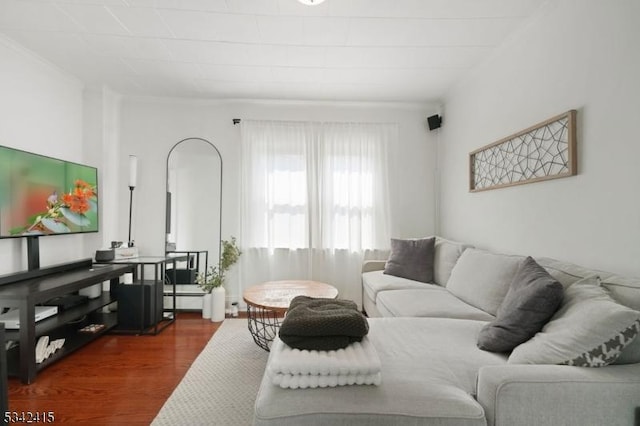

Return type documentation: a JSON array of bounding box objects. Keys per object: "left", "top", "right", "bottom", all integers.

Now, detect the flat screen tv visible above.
[{"left": 0, "top": 145, "right": 98, "bottom": 238}]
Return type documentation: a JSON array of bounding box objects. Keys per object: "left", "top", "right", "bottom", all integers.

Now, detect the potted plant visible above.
[{"left": 196, "top": 237, "right": 241, "bottom": 321}]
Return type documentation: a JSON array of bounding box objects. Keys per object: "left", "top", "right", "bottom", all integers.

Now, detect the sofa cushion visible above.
[
  {"left": 434, "top": 237, "right": 473, "bottom": 286},
  {"left": 538, "top": 257, "right": 640, "bottom": 311},
  {"left": 376, "top": 289, "right": 495, "bottom": 321},
  {"left": 254, "top": 318, "right": 506, "bottom": 426},
  {"left": 509, "top": 276, "right": 640, "bottom": 367},
  {"left": 446, "top": 249, "right": 525, "bottom": 316},
  {"left": 362, "top": 290, "right": 383, "bottom": 318},
  {"left": 362, "top": 270, "right": 441, "bottom": 303},
  {"left": 535, "top": 257, "right": 614, "bottom": 289},
  {"left": 600, "top": 273, "right": 640, "bottom": 311},
  {"left": 477, "top": 257, "right": 563, "bottom": 353},
  {"left": 383, "top": 237, "right": 435, "bottom": 283}
]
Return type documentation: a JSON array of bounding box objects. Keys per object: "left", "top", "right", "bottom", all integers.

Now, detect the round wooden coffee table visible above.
[{"left": 243, "top": 280, "right": 338, "bottom": 351}]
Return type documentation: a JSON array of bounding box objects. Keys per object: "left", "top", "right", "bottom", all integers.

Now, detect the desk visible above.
[
  {"left": 242, "top": 280, "right": 338, "bottom": 351},
  {"left": 165, "top": 250, "right": 208, "bottom": 284},
  {"left": 164, "top": 251, "right": 209, "bottom": 310},
  {"left": 101, "top": 255, "right": 187, "bottom": 335}
]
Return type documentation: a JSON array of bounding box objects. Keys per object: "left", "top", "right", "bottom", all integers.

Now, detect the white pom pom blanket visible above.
[{"left": 267, "top": 336, "right": 382, "bottom": 389}]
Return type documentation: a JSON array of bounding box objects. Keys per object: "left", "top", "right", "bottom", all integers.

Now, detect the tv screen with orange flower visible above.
[{"left": 0, "top": 145, "right": 98, "bottom": 238}]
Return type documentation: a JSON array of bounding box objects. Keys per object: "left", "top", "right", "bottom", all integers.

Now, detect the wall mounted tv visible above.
[{"left": 0, "top": 145, "right": 98, "bottom": 239}]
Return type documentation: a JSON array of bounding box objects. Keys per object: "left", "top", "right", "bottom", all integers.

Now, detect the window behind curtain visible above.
[
  {"left": 320, "top": 122, "right": 392, "bottom": 252},
  {"left": 241, "top": 120, "right": 392, "bottom": 253},
  {"left": 323, "top": 154, "right": 375, "bottom": 249},
  {"left": 240, "top": 119, "right": 395, "bottom": 306},
  {"left": 268, "top": 152, "right": 307, "bottom": 249},
  {"left": 240, "top": 121, "right": 315, "bottom": 251}
]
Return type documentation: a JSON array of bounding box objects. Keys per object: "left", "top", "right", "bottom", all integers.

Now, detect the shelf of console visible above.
[
  {"left": 0, "top": 260, "right": 134, "bottom": 383},
  {"left": 3, "top": 292, "right": 117, "bottom": 341},
  {"left": 5, "top": 311, "right": 118, "bottom": 377}
]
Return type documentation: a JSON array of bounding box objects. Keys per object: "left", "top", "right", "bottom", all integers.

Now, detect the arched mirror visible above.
[{"left": 165, "top": 138, "right": 222, "bottom": 310}]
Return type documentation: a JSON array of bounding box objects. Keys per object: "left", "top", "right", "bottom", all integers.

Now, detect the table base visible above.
[{"left": 246, "top": 305, "right": 283, "bottom": 351}]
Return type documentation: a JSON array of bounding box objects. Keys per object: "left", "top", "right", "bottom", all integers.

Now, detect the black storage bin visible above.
[
  {"left": 114, "top": 282, "right": 162, "bottom": 329},
  {"left": 166, "top": 269, "right": 197, "bottom": 284}
]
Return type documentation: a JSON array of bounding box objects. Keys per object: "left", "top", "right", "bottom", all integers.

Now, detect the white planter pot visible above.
[
  {"left": 202, "top": 293, "right": 212, "bottom": 319},
  {"left": 211, "top": 286, "right": 226, "bottom": 322},
  {"left": 79, "top": 283, "right": 102, "bottom": 299}
]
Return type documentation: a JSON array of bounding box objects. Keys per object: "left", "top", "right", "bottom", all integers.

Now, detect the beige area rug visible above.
[{"left": 152, "top": 319, "right": 268, "bottom": 426}]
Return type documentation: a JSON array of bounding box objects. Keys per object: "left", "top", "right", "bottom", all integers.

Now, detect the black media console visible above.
[{"left": 0, "top": 259, "right": 134, "bottom": 384}]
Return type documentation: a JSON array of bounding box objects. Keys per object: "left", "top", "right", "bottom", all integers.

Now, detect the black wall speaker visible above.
[{"left": 427, "top": 114, "right": 442, "bottom": 131}]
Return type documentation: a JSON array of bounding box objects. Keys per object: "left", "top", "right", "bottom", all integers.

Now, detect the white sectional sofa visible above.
[
  {"left": 362, "top": 237, "right": 476, "bottom": 319},
  {"left": 253, "top": 237, "right": 640, "bottom": 426}
]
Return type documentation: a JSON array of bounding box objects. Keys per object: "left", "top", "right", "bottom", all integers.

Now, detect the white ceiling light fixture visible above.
[{"left": 298, "top": 0, "right": 326, "bottom": 5}]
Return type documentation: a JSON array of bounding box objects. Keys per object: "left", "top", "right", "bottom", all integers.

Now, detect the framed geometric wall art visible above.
[{"left": 469, "top": 110, "right": 577, "bottom": 192}]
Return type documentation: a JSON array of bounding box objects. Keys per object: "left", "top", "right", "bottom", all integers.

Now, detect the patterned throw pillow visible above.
[
  {"left": 562, "top": 321, "right": 640, "bottom": 367},
  {"left": 509, "top": 276, "right": 640, "bottom": 367}
]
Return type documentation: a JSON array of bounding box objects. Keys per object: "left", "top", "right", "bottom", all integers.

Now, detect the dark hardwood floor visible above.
[{"left": 7, "top": 312, "right": 229, "bottom": 425}]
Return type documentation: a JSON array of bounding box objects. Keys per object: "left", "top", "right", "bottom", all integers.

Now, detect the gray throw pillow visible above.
[
  {"left": 478, "top": 256, "right": 563, "bottom": 353},
  {"left": 383, "top": 237, "right": 435, "bottom": 283}
]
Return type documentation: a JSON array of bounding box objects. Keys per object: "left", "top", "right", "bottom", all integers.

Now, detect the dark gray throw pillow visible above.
[
  {"left": 383, "top": 237, "right": 435, "bottom": 283},
  {"left": 477, "top": 256, "right": 563, "bottom": 353}
]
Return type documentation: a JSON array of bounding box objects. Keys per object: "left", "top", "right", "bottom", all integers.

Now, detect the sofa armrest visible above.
[
  {"left": 477, "top": 364, "right": 640, "bottom": 426},
  {"left": 362, "top": 260, "right": 386, "bottom": 273}
]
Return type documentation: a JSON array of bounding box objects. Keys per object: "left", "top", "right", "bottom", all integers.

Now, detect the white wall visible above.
[
  {"left": 0, "top": 35, "right": 92, "bottom": 275},
  {"left": 119, "top": 98, "right": 438, "bottom": 303},
  {"left": 439, "top": 0, "right": 640, "bottom": 276},
  {"left": 83, "top": 87, "right": 123, "bottom": 252}
]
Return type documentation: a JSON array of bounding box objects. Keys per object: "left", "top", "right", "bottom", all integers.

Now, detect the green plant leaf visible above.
[
  {"left": 196, "top": 237, "right": 241, "bottom": 293},
  {"left": 9, "top": 226, "right": 28, "bottom": 235},
  {"left": 27, "top": 213, "right": 41, "bottom": 223}
]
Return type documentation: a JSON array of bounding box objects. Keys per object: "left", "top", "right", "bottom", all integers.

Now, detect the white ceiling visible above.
[{"left": 0, "top": 0, "right": 546, "bottom": 102}]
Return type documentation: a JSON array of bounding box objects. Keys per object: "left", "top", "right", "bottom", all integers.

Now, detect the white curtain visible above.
[{"left": 240, "top": 120, "right": 395, "bottom": 307}]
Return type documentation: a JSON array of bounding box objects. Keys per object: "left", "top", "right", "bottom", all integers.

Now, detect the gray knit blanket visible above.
[{"left": 278, "top": 296, "right": 369, "bottom": 351}]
